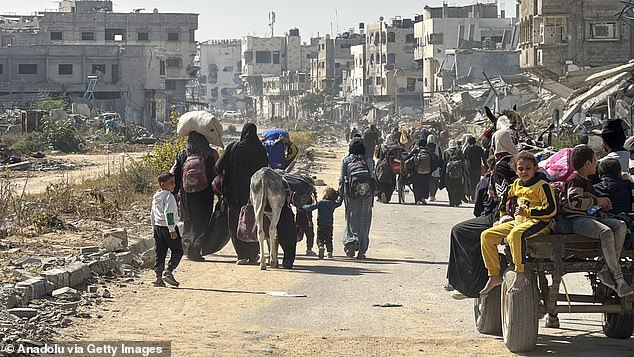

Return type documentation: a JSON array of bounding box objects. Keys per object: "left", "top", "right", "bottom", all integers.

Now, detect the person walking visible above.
[
  {"left": 426, "top": 134, "right": 443, "bottom": 202},
  {"left": 403, "top": 137, "right": 434, "bottom": 205},
  {"left": 339, "top": 137, "right": 375, "bottom": 259},
  {"left": 172, "top": 131, "right": 218, "bottom": 262},
  {"left": 151, "top": 172, "right": 183, "bottom": 287},
  {"left": 362, "top": 124, "right": 381, "bottom": 160},
  {"left": 216, "top": 123, "right": 269, "bottom": 265},
  {"left": 463, "top": 136, "right": 486, "bottom": 202},
  {"left": 444, "top": 140, "right": 467, "bottom": 207}
]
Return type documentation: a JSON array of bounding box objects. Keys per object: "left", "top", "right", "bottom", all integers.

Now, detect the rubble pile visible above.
[{"left": 0, "top": 229, "right": 153, "bottom": 347}]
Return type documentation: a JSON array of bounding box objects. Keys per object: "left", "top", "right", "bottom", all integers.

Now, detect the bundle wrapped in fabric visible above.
[{"left": 177, "top": 111, "right": 224, "bottom": 148}]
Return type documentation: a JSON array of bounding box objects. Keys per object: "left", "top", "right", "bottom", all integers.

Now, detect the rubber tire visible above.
[
  {"left": 603, "top": 313, "right": 634, "bottom": 339},
  {"left": 397, "top": 174, "right": 405, "bottom": 204},
  {"left": 474, "top": 285, "right": 502, "bottom": 335},
  {"left": 501, "top": 268, "right": 539, "bottom": 353}
]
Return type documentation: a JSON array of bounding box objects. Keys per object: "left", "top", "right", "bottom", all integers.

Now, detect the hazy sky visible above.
[{"left": 3, "top": 0, "right": 516, "bottom": 40}]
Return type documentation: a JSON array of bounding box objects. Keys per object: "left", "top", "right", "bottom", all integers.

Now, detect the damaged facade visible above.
[
  {"left": 414, "top": 3, "right": 515, "bottom": 93},
  {"left": 518, "top": 0, "right": 634, "bottom": 79},
  {"left": 197, "top": 40, "right": 244, "bottom": 111},
  {"left": 0, "top": 0, "right": 198, "bottom": 128},
  {"left": 241, "top": 29, "right": 317, "bottom": 120}
]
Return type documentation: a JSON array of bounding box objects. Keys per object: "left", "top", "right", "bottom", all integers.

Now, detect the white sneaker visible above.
[{"left": 429, "top": 196, "right": 436, "bottom": 202}]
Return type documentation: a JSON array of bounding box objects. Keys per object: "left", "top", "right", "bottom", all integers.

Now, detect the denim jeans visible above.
[{"left": 568, "top": 216, "right": 626, "bottom": 279}]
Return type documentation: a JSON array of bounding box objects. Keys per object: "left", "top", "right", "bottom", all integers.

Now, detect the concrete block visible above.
[
  {"left": 116, "top": 251, "right": 134, "bottom": 265},
  {"left": 101, "top": 228, "right": 128, "bottom": 252},
  {"left": 140, "top": 248, "right": 156, "bottom": 269},
  {"left": 40, "top": 268, "right": 70, "bottom": 289},
  {"left": 15, "top": 277, "right": 53, "bottom": 300},
  {"left": 129, "top": 237, "right": 154, "bottom": 255},
  {"left": 87, "top": 285, "right": 98, "bottom": 293},
  {"left": 65, "top": 262, "right": 89, "bottom": 287},
  {"left": 8, "top": 308, "right": 37, "bottom": 318},
  {"left": 79, "top": 246, "right": 100, "bottom": 254},
  {"left": 52, "top": 287, "right": 79, "bottom": 299}
]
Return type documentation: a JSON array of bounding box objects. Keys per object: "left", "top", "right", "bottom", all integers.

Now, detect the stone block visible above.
[
  {"left": 65, "top": 262, "right": 89, "bottom": 287},
  {"left": 140, "top": 248, "right": 156, "bottom": 269},
  {"left": 52, "top": 287, "right": 79, "bottom": 299},
  {"left": 79, "top": 246, "right": 100, "bottom": 255},
  {"left": 115, "top": 251, "right": 134, "bottom": 265},
  {"left": 40, "top": 268, "right": 70, "bottom": 289},
  {"left": 7, "top": 308, "right": 37, "bottom": 318},
  {"left": 87, "top": 285, "right": 98, "bottom": 293},
  {"left": 15, "top": 277, "right": 53, "bottom": 300},
  {"left": 101, "top": 228, "right": 128, "bottom": 252}
]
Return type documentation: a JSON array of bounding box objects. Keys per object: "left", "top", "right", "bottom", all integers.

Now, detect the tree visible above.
[{"left": 299, "top": 91, "right": 326, "bottom": 115}]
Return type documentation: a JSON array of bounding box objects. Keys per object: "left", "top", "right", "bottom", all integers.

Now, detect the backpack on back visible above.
[
  {"left": 446, "top": 149, "right": 463, "bottom": 179},
  {"left": 346, "top": 155, "right": 373, "bottom": 198},
  {"left": 375, "top": 158, "right": 394, "bottom": 184},
  {"left": 182, "top": 152, "right": 208, "bottom": 193}
]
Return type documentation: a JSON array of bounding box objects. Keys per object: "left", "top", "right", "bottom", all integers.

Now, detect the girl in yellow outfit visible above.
[{"left": 479, "top": 151, "right": 557, "bottom": 295}]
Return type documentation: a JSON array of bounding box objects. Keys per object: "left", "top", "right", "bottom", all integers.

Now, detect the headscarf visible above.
[
  {"left": 427, "top": 134, "right": 438, "bottom": 144},
  {"left": 238, "top": 122, "right": 260, "bottom": 146},
  {"left": 448, "top": 140, "right": 457, "bottom": 149},
  {"left": 493, "top": 128, "right": 519, "bottom": 155},
  {"left": 349, "top": 137, "right": 366, "bottom": 155},
  {"left": 186, "top": 131, "right": 211, "bottom": 155},
  {"left": 417, "top": 137, "right": 427, "bottom": 149}
]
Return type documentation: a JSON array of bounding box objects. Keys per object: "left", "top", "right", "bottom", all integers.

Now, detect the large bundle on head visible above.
[{"left": 177, "top": 111, "right": 224, "bottom": 148}]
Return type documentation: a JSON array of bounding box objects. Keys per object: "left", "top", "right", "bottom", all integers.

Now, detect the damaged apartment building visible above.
[
  {"left": 197, "top": 39, "right": 245, "bottom": 112},
  {"left": 241, "top": 29, "right": 318, "bottom": 120},
  {"left": 518, "top": 0, "right": 634, "bottom": 79},
  {"left": 414, "top": 3, "right": 518, "bottom": 94},
  {"left": 0, "top": 0, "right": 197, "bottom": 128}
]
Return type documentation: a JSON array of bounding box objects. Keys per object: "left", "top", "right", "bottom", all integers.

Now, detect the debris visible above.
[
  {"left": 372, "top": 303, "right": 403, "bottom": 308},
  {"left": 101, "top": 288, "right": 111, "bottom": 298},
  {"left": 101, "top": 228, "right": 128, "bottom": 252},
  {"left": 87, "top": 285, "right": 98, "bottom": 294},
  {"left": 4, "top": 161, "right": 31, "bottom": 171},
  {"left": 264, "top": 291, "right": 307, "bottom": 298},
  {"left": 51, "top": 287, "right": 79, "bottom": 299},
  {"left": 79, "top": 246, "right": 100, "bottom": 255},
  {"left": 8, "top": 308, "right": 38, "bottom": 318}
]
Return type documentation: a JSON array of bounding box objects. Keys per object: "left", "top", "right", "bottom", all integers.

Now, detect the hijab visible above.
[
  {"left": 493, "top": 128, "right": 519, "bottom": 156},
  {"left": 186, "top": 131, "right": 211, "bottom": 155},
  {"left": 349, "top": 137, "right": 366, "bottom": 155}
]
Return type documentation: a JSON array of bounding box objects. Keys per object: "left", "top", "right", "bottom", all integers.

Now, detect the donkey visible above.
[{"left": 250, "top": 167, "right": 287, "bottom": 270}]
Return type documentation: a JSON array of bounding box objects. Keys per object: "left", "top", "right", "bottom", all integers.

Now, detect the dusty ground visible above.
[
  {"left": 8, "top": 151, "right": 147, "bottom": 195},
  {"left": 55, "top": 141, "right": 634, "bottom": 356}
]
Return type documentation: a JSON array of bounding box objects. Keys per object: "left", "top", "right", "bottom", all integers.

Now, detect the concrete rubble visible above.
[{"left": 0, "top": 235, "right": 154, "bottom": 346}]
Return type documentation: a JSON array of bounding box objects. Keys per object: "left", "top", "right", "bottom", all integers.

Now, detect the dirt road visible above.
[
  {"left": 59, "top": 142, "right": 634, "bottom": 356},
  {"left": 9, "top": 151, "right": 147, "bottom": 195}
]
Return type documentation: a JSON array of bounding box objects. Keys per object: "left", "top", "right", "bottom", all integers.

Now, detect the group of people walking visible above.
[{"left": 150, "top": 122, "right": 378, "bottom": 287}]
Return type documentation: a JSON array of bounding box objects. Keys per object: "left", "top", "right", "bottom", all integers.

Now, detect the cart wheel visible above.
[
  {"left": 603, "top": 313, "right": 634, "bottom": 339},
  {"left": 474, "top": 285, "right": 502, "bottom": 335},
  {"left": 501, "top": 268, "right": 539, "bottom": 352},
  {"left": 397, "top": 174, "right": 405, "bottom": 204}
]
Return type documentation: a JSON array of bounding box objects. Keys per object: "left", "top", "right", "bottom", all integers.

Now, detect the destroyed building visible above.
[
  {"left": 0, "top": 0, "right": 198, "bottom": 128},
  {"left": 241, "top": 29, "right": 318, "bottom": 120},
  {"left": 414, "top": 3, "right": 515, "bottom": 93},
  {"left": 311, "top": 29, "right": 365, "bottom": 94},
  {"left": 197, "top": 39, "right": 245, "bottom": 111},
  {"left": 518, "top": 0, "right": 634, "bottom": 79}
]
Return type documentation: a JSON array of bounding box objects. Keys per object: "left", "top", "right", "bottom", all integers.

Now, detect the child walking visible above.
[
  {"left": 151, "top": 172, "right": 183, "bottom": 287},
  {"left": 303, "top": 188, "right": 343, "bottom": 259},
  {"left": 480, "top": 151, "right": 557, "bottom": 295},
  {"left": 563, "top": 145, "right": 633, "bottom": 297}
]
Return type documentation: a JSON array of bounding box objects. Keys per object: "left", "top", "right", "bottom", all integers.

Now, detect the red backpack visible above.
[{"left": 182, "top": 152, "right": 208, "bottom": 193}]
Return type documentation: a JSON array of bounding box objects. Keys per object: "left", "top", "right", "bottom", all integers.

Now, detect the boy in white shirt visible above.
[{"left": 151, "top": 173, "right": 183, "bottom": 287}]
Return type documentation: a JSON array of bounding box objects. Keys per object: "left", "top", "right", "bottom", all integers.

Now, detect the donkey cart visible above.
[{"left": 474, "top": 234, "right": 634, "bottom": 353}]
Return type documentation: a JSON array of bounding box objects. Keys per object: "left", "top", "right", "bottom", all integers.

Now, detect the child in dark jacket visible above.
[
  {"left": 594, "top": 158, "right": 632, "bottom": 215},
  {"left": 303, "top": 188, "right": 343, "bottom": 259}
]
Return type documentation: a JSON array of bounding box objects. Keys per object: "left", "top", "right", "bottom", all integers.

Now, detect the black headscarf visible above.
[
  {"left": 221, "top": 122, "right": 269, "bottom": 206},
  {"left": 417, "top": 137, "right": 427, "bottom": 149},
  {"left": 349, "top": 137, "right": 366, "bottom": 155},
  {"left": 186, "top": 131, "right": 212, "bottom": 155}
]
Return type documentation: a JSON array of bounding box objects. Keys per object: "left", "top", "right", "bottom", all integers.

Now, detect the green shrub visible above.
[
  {"left": 42, "top": 119, "right": 83, "bottom": 153},
  {"left": 10, "top": 132, "right": 47, "bottom": 153}
]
